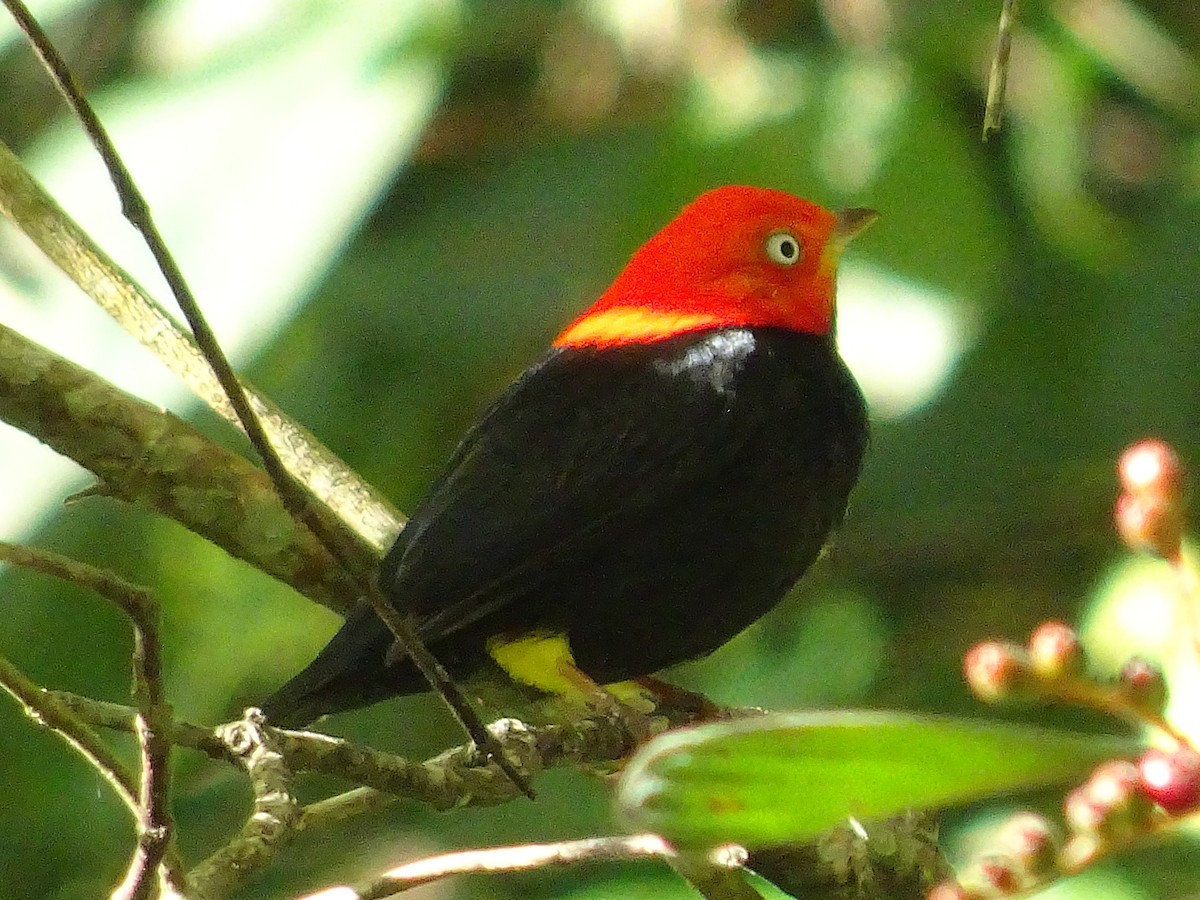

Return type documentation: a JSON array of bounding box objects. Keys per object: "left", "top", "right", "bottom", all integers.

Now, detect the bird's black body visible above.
[{"left": 262, "top": 326, "right": 867, "bottom": 727}]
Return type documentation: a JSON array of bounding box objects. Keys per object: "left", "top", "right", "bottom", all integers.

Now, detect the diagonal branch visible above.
[
  {"left": 0, "top": 321, "right": 358, "bottom": 613},
  {"left": 0, "top": 138, "right": 400, "bottom": 562},
  {"left": 982, "top": 0, "right": 1019, "bottom": 139}
]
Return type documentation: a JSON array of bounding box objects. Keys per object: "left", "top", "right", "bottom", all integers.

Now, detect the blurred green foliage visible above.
[{"left": 0, "top": 0, "right": 1198, "bottom": 898}]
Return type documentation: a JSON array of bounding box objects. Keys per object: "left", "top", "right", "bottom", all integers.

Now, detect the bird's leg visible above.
[{"left": 556, "top": 661, "right": 652, "bottom": 742}]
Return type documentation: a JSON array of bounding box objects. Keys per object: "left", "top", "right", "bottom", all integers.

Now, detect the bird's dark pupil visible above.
[{"left": 782, "top": 240, "right": 796, "bottom": 258}]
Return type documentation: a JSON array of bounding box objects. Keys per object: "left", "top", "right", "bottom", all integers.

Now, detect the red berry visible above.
[{"left": 1138, "top": 746, "right": 1200, "bottom": 815}]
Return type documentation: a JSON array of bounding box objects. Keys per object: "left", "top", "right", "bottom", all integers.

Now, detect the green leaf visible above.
[{"left": 616, "top": 711, "right": 1135, "bottom": 849}]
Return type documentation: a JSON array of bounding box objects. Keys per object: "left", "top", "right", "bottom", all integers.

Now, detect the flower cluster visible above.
[{"left": 930, "top": 439, "right": 1197, "bottom": 898}]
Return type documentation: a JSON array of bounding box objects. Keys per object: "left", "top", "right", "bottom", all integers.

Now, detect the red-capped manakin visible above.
[{"left": 262, "top": 186, "right": 875, "bottom": 727}]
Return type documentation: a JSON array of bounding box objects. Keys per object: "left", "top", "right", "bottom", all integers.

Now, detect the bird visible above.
[{"left": 262, "top": 186, "right": 875, "bottom": 728}]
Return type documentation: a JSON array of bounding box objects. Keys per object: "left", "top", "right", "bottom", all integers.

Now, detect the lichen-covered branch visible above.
[
  {"left": 188, "top": 712, "right": 300, "bottom": 900},
  {"left": 50, "top": 687, "right": 942, "bottom": 899},
  {"left": 0, "top": 322, "right": 358, "bottom": 614},
  {"left": 0, "top": 125, "right": 508, "bottom": 786}
]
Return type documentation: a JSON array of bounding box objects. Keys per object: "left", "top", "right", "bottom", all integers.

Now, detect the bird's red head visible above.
[{"left": 555, "top": 186, "right": 876, "bottom": 349}]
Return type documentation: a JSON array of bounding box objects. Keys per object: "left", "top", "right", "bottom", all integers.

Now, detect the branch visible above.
[
  {"left": 0, "top": 137, "right": 400, "bottom": 563},
  {"left": 53, "top": 690, "right": 943, "bottom": 898},
  {"left": 0, "top": 653, "right": 139, "bottom": 811},
  {"left": 982, "top": 0, "right": 1019, "bottom": 140},
  {"left": 0, "top": 3, "right": 386, "bottom": 583},
  {"left": 188, "top": 711, "right": 300, "bottom": 900},
  {"left": 297, "top": 834, "right": 678, "bottom": 900},
  {"left": 0, "top": 653, "right": 190, "bottom": 893},
  {"left": 0, "top": 79, "right": 522, "bottom": 793},
  {"left": 0, "top": 542, "right": 186, "bottom": 896},
  {"left": 0, "top": 321, "right": 358, "bottom": 614}
]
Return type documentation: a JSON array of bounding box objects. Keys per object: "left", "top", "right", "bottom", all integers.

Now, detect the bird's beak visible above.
[
  {"left": 832, "top": 207, "right": 879, "bottom": 247},
  {"left": 821, "top": 207, "right": 878, "bottom": 278}
]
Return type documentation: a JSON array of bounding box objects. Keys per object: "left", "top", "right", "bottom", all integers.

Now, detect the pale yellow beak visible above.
[
  {"left": 821, "top": 207, "right": 878, "bottom": 276},
  {"left": 832, "top": 207, "right": 879, "bottom": 247}
]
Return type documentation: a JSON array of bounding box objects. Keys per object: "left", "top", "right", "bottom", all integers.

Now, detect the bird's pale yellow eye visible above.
[{"left": 764, "top": 231, "right": 802, "bottom": 266}]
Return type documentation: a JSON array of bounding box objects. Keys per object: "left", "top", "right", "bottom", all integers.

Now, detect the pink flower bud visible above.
[
  {"left": 1138, "top": 746, "right": 1200, "bottom": 815},
  {"left": 976, "top": 855, "right": 1022, "bottom": 893},
  {"left": 1027, "top": 621, "right": 1082, "bottom": 678},
  {"left": 964, "top": 641, "right": 1030, "bottom": 702},
  {"left": 1119, "top": 656, "right": 1168, "bottom": 716},
  {"left": 1066, "top": 760, "right": 1150, "bottom": 841},
  {"left": 1115, "top": 491, "right": 1184, "bottom": 559},
  {"left": 996, "top": 811, "right": 1057, "bottom": 877},
  {"left": 926, "top": 881, "right": 978, "bottom": 900},
  {"left": 1119, "top": 439, "right": 1182, "bottom": 498}
]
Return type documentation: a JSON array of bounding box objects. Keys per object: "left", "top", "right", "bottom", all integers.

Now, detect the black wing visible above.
[{"left": 383, "top": 334, "right": 764, "bottom": 640}]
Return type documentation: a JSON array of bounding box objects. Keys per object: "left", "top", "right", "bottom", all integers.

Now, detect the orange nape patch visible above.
[{"left": 554, "top": 306, "right": 724, "bottom": 349}]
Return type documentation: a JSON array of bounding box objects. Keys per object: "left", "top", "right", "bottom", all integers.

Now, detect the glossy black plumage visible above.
[{"left": 262, "top": 326, "right": 867, "bottom": 727}]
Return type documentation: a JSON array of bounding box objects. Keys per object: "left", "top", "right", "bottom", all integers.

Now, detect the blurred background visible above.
[{"left": 0, "top": 0, "right": 1198, "bottom": 897}]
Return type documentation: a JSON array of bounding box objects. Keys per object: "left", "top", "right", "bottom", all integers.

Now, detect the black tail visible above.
[{"left": 259, "top": 602, "right": 424, "bottom": 728}]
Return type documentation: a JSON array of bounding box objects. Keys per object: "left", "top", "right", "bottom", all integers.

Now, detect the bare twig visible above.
[
  {"left": 0, "top": 2, "right": 523, "bottom": 792},
  {"left": 51, "top": 690, "right": 229, "bottom": 756},
  {"left": 1169, "top": 550, "right": 1200, "bottom": 660},
  {"left": 982, "top": 0, "right": 1019, "bottom": 140},
  {"left": 0, "top": 653, "right": 139, "bottom": 812},
  {"left": 0, "top": 542, "right": 188, "bottom": 895},
  {"left": 360, "top": 583, "right": 538, "bottom": 799},
  {"left": 297, "top": 833, "right": 677, "bottom": 900}
]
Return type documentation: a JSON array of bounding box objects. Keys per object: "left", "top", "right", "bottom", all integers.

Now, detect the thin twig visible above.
[
  {"left": 1042, "top": 677, "right": 1190, "bottom": 747},
  {"left": 0, "top": 653, "right": 139, "bottom": 812},
  {"left": 297, "top": 834, "right": 677, "bottom": 900},
  {"left": 360, "top": 583, "right": 538, "bottom": 799},
  {"left": 1, "top": 0, "right": 522, "bottom": 793},
  {"left": 0, "top": 542, "right": 188, "bottom": 894},
  {"left": 51, "top": 691, "right": 229, "bottom": 756},
  {"left": 982, "top": 0, "right": 1019, "bottom": 140},
  {"left": 1169, "top": 550, "right": 1200, "bottom": 660}
]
